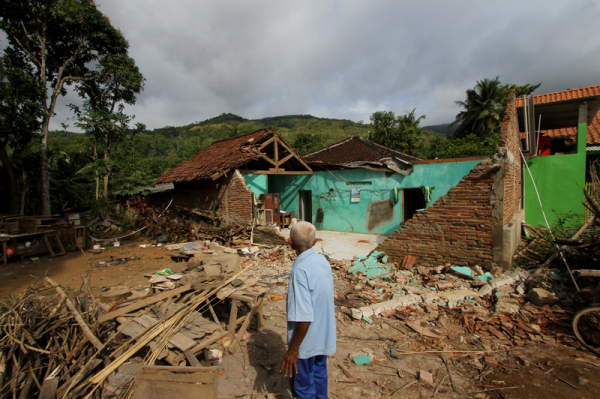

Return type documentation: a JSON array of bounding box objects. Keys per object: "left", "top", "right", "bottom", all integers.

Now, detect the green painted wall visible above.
[
  {"left": 268, "top": 160, "right": 481, "bottom": 235},
  {"left": 523, "top": 107, "right": 587, "bottom": 227},
  {"left": 242, "top": 175, "right": 269, "bottom": 200}
]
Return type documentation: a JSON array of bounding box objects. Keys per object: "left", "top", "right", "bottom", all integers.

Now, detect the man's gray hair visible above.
[{"left": 290, "top": 221, "right": 316, "bottom": 250}]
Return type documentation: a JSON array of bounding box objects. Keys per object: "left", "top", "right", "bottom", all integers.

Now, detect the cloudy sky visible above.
[{"left": 49, "top": 0, "right": 600, "bottom": 130}]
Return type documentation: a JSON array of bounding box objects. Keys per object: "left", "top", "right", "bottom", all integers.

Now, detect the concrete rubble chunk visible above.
[
  {"left": 494, "top": 298, "right": 521, "bottom": 314},
  {"left": 527, "top": 288, "right": 559, "bottom": 307},
  {"left": 478, "top": 284, "right": 493, "bottom": 297},
  {"left": 351, "top": 295, "right": 422, "bottom": 320},
  {"left": 490, "top": 275, "right": 516, "bottom": 289}
]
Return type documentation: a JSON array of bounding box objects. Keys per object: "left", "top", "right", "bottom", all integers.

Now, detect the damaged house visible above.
[
  {"left": 152, "top": 93, "right": 525, "bottom": 270},
  {"left": 151, "top": 129, "right": 312, "bottom": 226}
]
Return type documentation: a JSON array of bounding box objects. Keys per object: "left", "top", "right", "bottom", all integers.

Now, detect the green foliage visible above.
[
  {"left": 0, "top": 0, "right": 136, "bottom": 214},
  {"left": 451, "top": 77, "right": 542, "bottom": 140},
  {"left": 436, "top": 134, "right": 499, "bottom": 159},
  {"left": 498, "top": 82, "right": 542, "bottom": 98},
  {"left": 0, "top": 52, "right": 45, "bottom": 213},
  {"left": 369, "top": 109, "right": 426, "bottom": 157},
  {"left": 291, "top": 133, "right": 324, "bottom": 155},
  {"left": 450, "top": 77, "right": 505, "bottom": 139}
]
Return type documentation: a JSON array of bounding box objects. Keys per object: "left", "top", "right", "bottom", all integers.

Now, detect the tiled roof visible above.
[
  {"left": 516, "top": 85, "right": 600, "bottom": 107},
  {"left": 303, "top": 136, "right": 420, "bottom": 165},
  {"left": 154, "top": 129, "right": 273, "bottom": 184},
  {"left": 516, "top": 85, "right": 600, "bottom": 145}
]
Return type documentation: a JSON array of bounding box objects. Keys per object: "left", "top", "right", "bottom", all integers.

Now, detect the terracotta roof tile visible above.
[
  {"left": 303, "top": 136, "right": 420, "bottom": 165},
  {"left": 154, "top": 129, "right": 273, "bottom": 184},
  {"left": 516, "top": 85, "right": 600, "bottom": 107},
  {"left": 516, "top": 85, "right": 600, "bottom": 145}
]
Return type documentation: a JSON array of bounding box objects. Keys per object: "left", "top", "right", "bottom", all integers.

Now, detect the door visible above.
[
  {"left": 298, "top": 190, "right": 312, "bottom": 223},
  {"left": 402, "top": 188, "right": 425, "bottom": 223}
]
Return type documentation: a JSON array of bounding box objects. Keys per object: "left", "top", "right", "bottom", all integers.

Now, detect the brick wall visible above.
[
  {"left": 221, "top": 170, "right": 254, "bottom": 224},
  {"left": 149, "top": 170, "right": 254, "bottom": 226},
  {"left": 377, "top": 159, "right": 500, "bottom": 266},
  {"left": 497, "top": 91, "right": 522, "bottom": 225}
]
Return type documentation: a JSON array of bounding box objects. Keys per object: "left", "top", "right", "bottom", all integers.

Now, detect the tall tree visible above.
[
  {"left": 73, "top": 55, "right": 145, "bottom": 200},
  {"left": 369, "top": 109, "right": 426, "bottom": 156},
  {"left": 450, "top": 78, "right": 542, "bottom": 139},
  {"left": 0, "top": 0, "right": 133, "bottom": 214},
  {"left": 450, "top": 77, "right": 505, "bottom": 139},
  {"left": 0, "top": 52, "right": 45, "bottom": 214}
]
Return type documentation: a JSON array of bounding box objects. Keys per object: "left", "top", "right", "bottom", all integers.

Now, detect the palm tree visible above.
[{"left": 450, "top": 77, "right": 504, "bottom": 139}]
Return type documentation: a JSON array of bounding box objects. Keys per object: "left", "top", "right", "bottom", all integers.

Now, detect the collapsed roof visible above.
[
  {"left": 154, "top": 129, "right": 312, "bottom": 184},
  {"left": 302, "top": 136, "right": 421, "bottom": 175}
]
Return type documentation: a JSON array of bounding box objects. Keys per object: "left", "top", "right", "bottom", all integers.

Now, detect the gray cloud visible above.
[{"left": 45, "top": 0, "right": 600, "bottom": 131}]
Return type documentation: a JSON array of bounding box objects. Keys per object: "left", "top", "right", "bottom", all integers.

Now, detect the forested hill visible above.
[{"left": 143, "top": 112, "right": 369, "bottom": 143}]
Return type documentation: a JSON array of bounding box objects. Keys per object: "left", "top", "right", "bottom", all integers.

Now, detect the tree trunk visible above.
[
  {"left": 102, "top": 140, "right": 110, "bottom": 199},
  {"left": 0, "top": 143, "right": 21, "bottom": 214},
  {"left": 40, "top": 121, "right": 51, "bottom": 215}
]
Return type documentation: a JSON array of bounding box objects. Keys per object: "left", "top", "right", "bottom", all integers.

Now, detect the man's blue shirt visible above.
[{"left": 287, "top": 248, "right": 336, "bottom": 359}]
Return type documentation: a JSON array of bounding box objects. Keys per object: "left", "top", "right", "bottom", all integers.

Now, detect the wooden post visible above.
[
  {"left": 274, "top": 136, "right": 279, "bottom": 173},
  {"left": 228, "top": 300, "right": 239, "bottom": 335},
  {"left": 45, "top": 278, "right": 105, "bottom": 351}
]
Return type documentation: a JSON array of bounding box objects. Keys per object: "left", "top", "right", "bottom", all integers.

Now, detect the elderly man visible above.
[{"left": 280, "top": 221, "right": 336, "bottom": 399}]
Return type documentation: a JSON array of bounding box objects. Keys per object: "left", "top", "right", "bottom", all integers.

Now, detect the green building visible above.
[{"left": 518, "top": 85, "right": 600, "bottom": 228}]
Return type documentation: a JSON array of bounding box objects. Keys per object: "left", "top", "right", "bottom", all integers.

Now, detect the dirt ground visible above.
[{"left": 1, "top": 240, "right": 599, "bottom": 398}]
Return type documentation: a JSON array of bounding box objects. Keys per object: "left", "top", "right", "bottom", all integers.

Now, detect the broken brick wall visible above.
[
  {"left": 377, "top": 159, "right": 500, "bottom": 266},
  {"left": 148, "top": 170, "right": 254, "bottom": 226},
  {"left": 498, "top": 91, "right": 522, "bottom": 225}
]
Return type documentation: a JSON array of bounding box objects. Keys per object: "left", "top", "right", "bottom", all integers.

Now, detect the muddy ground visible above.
[{"left": 1, "top": 240, "right": 599, "bottom": 398}]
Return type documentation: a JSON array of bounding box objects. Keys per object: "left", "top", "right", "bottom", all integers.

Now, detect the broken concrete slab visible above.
[
  {"left": 351, "top": 295, "right": 422, "bottom": 319},
  {"left": 422, "top": 289, "right": 479, "bottom": 305},
  {"left": 490, "top": 275, "right": 517, "bottom": 289}
]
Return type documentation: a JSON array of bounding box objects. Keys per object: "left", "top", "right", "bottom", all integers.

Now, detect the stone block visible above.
[{"left": 527, "top": 288, "right": 558, "bottom": 307}]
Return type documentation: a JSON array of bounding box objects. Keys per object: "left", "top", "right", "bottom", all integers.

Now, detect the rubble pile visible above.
[
  {"left": 0, "top": 238, "right": 282, "bottom": 398},
  {"left": 332, "top": 253, "right": 579, "bottom": 351}
]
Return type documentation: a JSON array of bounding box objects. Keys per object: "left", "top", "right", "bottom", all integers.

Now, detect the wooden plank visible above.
[
  {"left": 257, "top": 151, "right": 277, "bottom": 166},
  {"left": 228, "top": 299, "right": 239, "bottom": 335},
  {"left": 574, "top": 269, "right": 600, "bottom": 277},
  {"left": 116, "top": 317, "right": 169, "bottom": 358},
  {"left": 278, "top": 152, "right": 294, "bottom": 166},
  {"left": 39, "top": 377, "right": 59, "bottom": 399},
  {"left": 137, "top": 369, "right": 217, "bottom": 383},
  {"left": 97, "top": 284, "right": 193, "bottom": 323},
  {"left": 275, "top": 136, "right": 279, "bottom": 173},
  {"left": 43, "top": 235, "right": 55, "bottom": 256},
  {"left": 183, "top": 349, "right": 201, "bottom": 367},
  {"left": 174, "top": 331, "right": 230, "bottom": 363},
  {"left": 275, "top": 137, "right": 313, "bottom": 172},
  {"left": 134, "top": 315, "right": 196, "bottom": 351},
  {"left": 46, "top": 278, "right": 104, "bottom": 351},
  {"left": 256, "top": 300, "right": 264, "bottom": 331},
  {"left": 239, "top": 170, "right": 269, "bottom": 175},
  {"left": 230, "top": 297, "right": 264, "bottom": 354},
  {"left": 258, "top": 135, "right": 276, "bottom": 150},
  {"left": 131, "top": 378, "right": 215, "bottom": 399}
]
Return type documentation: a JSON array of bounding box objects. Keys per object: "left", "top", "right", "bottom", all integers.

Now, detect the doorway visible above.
[
  {"left": 298, "top": 190, "right": 312, "bottom": 223},
  {"left": 402, "top": 188, "right": 425, "bottom": 223}
]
